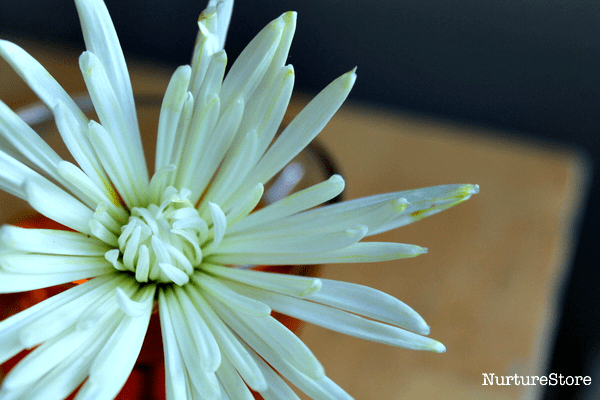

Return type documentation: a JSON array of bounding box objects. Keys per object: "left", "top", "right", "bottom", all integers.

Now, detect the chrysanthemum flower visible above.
[{"left": 0, "top": 0, "right": 478, "bottom": 398}]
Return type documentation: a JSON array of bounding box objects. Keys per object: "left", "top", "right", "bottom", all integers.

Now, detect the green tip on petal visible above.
[{"left": 430, "top": 341, "right": 447, "bottom": 353}]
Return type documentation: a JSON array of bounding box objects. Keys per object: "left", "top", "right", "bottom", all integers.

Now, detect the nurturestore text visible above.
[{"left": 482, "top": 373, "right": 591, "bottom": 386}]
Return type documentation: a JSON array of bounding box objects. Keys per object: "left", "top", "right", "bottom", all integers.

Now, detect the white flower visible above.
[{"left": 0, "top": 0, "right": 478, "bottom": 399}]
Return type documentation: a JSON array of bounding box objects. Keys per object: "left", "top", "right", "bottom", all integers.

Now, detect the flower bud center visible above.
[{"left": 116, "top": 188, "right": 206, "bottom": 285}]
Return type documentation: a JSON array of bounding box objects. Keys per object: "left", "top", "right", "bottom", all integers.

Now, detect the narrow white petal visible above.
[
  {"left": 1, "top": 326, "right": 89, "bottom": 390},
  {"left": 115, "top": 286, "right": 148, "bottom": 317},
  {"left": 173, "top": 286, "right": 221, "bottom": 372},
  {"left": 0, "top": 253, "right": 112, "bottom": 275},
  {"left": 239, "top": 327, "right": 349, "bottom": 400},
  {"left": 0, "top": 149, "right": 43, "bottom": 198},
  {"left": 241, "top": 342, "right": 301, "bottom": 400},
  {"left": 194, "top": 273, "right": 271, "bottom": 317},
  {"left": 0, "top": 225, "right": 109, "bottom": 255},
  {"left": 215, "top": 225, "right": 367, "bottom": 255},
  {"left": 200, "top": 129, "right": 258, "bottom": 208},
  {"left": 192, "top": 50, "right": 227, "bottom": 109},
  {"left": 308, "top": 278, "right": 430, "bottom": 335},
  {"left": 202, "top": 263, "right": 321, "bottom": 297},
  {"left": 190, "top": 8, "right": 220, "bottom": 97},
  {"left": 232, "top": 69, "right": 356, "bottom": 198},
  {"left": 184, "top": 284, "right": 267, "bottom": 391},
  {"left": 53, "top": 101, "right": 115, "bottom": 198},
  {"left": 159, "top": 263, "right": 190, "bottom": 286},
  {"left": 220, "top": 15, "right": 284, "bottom": 107},
  {"left": 369, "top": 184, "right": 481, "bottom": 234},
  {"left": 0, "top": 40, "right": 87, "bottom": 126},
  {"left": 57, "top": 161, "right": 127, "bottom": 221},
  {"left": 4, "top": 309, "right": 122, "bottom": 400},
  {"left": 243, "top": 287, "right": 445, "bottom": 353},
  {"left": 135, "top": 244, "right": 150, "bottom": 282},
  {"left": 175, "top": 94, "right": 220, "bottom": 191},
  {"left": 207, "top": 296, "right": 324, "bottom": 380},
  {"left": 89, "top": 219, "right": 119, "bottom": 246},
  {"left": 216, "top": 354, "right": 254, "bottom": 400},
  {"left": 236, "top": 64, "right": 294, "bottom": 168},
  {"left": 0, "top": 100, "right": 63, "bottom": 177},
  {"left": 24, "top": 178, "right": 94, "bottom": 234},
  {"left": 208, "top": 241, "right": 426, "bottom": 266},
  {"left": 75, "top": 0, "right": 142, "bottom": 154},
  {"left": 207, "top": 0, "right": 234, "bottom": 50},
  {"left": 82, "top": 284, "right": 155, "bottom": 399},
  {"left": 244, "top": 197, "right": 408, "bottom": 239},
  {"left": 155, "top": 65, "right": 192, "bottom": 171},
  {"left": 186, "top": 97, "right": 244, "bottom": 204},
  {"left": 86, "top": 120, "right": 139, "bottom": 208},
  {"left": 0, "top": 274, "right": 119, "bottom": 363},
  {"left": 208, "top": 202, "right": 227, "bottom": 247},
  {"left": 218, "top": 183, "right": 263, "bottom": 229},
  {"left": 80, "top": 52, "right": 148, "bottom": 203},
  {"left": 228, "top": 174, "right": 344, "bottom": 233},
  {"left": 159, "top": 288, "right": 194, "bottom": 400}
]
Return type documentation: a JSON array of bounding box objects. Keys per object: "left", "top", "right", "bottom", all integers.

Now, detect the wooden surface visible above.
[{"left": 0, "top": 38, "right": 589, "bottom": 399}]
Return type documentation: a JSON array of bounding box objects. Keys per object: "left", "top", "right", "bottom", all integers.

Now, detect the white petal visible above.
[
  {"left": 236, "top": 64, "right": 295, "bottom": 168},
  {"left": 207, "top": 0, "right": 234, "bottom": 50},
  {"left": 220, "top": 183, "right": 263, "bottom": 228},
  {"left": 80, "top": 52, "right": 148, "bottom": 204},
  {"left": 207, "top": 296, "right": 324, "bottom": 380},
  {"left": 86, "top": 120, "right": 140, "bottom": 208},
  {"left": 173, "top": 286, "right": 222, "bottom": 372},
  {"left": 0, "top": 100, "right": 63, "bottom": 178},
  {"left": 24, "top": 178, "right": 94, "bottom": 234},
  {"left": 308, "top": 278, "right": 430, "bottom": 335},
  {"left": 155, "top": 65, "right": 192, "bottom": 171},
  {"left": 0, "top": 225, "right": 109, "bottom": 256},
  {"left": 208, "top": 241, "right": 426, "bottom": 266},
  {"left": 245, "top": 197, "right": 408, "bottom": 239},
  {"left": 158, "top": 288, "right": 195, "bottom": 400},
  {"left": 241, "top": 342, "right": 300, "bottom": 400},
  {"left": 244, "top": 287, "right": 445, "bottom": 353},
  {"left": 81, "top": 284, "right": 155, "bottom": 399},
  {"left": 75, "top": 0, "right": 141, "bottom": 151},
  {"left": 115, "top": 286, "right": 148, "bottom": 317},
  {"left": 202, "top": 263, "right": 321, "bottom": 297},
  {"left": 183, "top": 284, "right": 267, "bottom": 391},
  {"left": 0, "top": 40, "right": 87, "bottom": 125},
  {"left": 216, "top": 354, "right": 254, "bottom": 400},
  {"left": 369, "top": 184, "right": 480, "bottom": 234},
  {"left": 53, "top": 101, "right": 115, "bottom": 197},
  {"left": 185, "top": 97, "right": 244, "bottom": 204},
  {"left": 175, "top": 94, "right": 220, "bottom": 191},
  {"left": 228, "top": 174, "right": 344, "bottom": 233},
  {"left": 194, "top": 273, "right": 271, "bottom": 317},
  {"left": 232, "top": 69, "right": 356, "bottom": 199},
  {"left": 159, "top": 263, "right": 190, "bottom": 286},
  {"left": 0, "top": 253, "right": 110, "bottom": 275},
  {"left": 208, "top": 201, "right": 227, "bottom": 247},
  {"left": 215, "top": 225, "right": 367, "bottom": 255},
  {"left": 200, "top": 129, "right": 258, "bottom": 208},
  {"left": 0, "top": 274, "right": 119, "bottom": 363},
  {"left": 220, "top": 15, "right": 284, "bottom": 107},
  {"left": 0, "top": 149, "right": 43, "bottom": 199}
]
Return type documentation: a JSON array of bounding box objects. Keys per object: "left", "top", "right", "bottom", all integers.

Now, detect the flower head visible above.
[{"left": 0, "top": 0, "right": 478, "bottom": 398}]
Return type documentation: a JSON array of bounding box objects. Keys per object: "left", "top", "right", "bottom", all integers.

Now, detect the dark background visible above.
[{"left": 2, "top": 1, "right": 600, "bottom": 398}]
